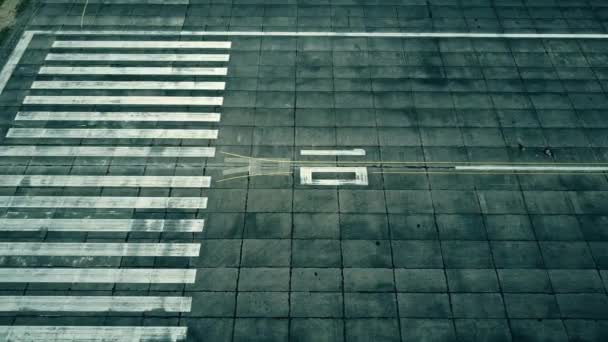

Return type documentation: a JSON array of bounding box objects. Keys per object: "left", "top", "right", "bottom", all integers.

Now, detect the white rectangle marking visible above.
[
  {"left": 39, "top": 66, "right": 227, "bottom": 76},
  {"left": 0, "top": 175, "right": 211, "bottom": 188},
  {"left": 0, "top": 296, "right": 191, "bottom": 312},
  {"left": 300, "top": 149, "right": 366, "bottom": 156},
  {"left": 16, "top": 111, "right": 221, "bottom": 122},
  {"left": 0, "top": 146, "right": 216, "bottom": 157},
  {"left": 7, "top": 128, "right": 218, "bottom": 139},
  {"left": 0, "top": 243, "right": 200, "bottom": 257},
  {"left": 0, "top": 196, "right": 208, "bottom": 209},
  {"left": 300, "top": 167, "right": 369, "bottom": 186},
  {"left": 46, "top": 53, "right": 230, "bottom": 62},
  {"left": 0, "top": 219, "right": 204, "bottom": 232},
  {"left": 0, "top": 326, "right": 188, "bottom": 342},
  {"left": 32, "top": 80, "right": 225, "bottom": 90},
  {"left": 23, "top": 95, "right": 224, "bottom": 106},
  {"left": 53, "top": 40, "right": 231, "bottom": 49},
  {"left": 0, "top": 269, "right": 196, "bottom": 283},
  {"left": 455, "top": 165, "right": 608, "bottom": 172}
]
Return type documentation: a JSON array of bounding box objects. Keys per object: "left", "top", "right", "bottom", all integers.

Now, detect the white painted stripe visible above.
[
  {"left": 15, "top": 111, "right": 221, "bottom": 122},
  {"left": 0, "top": 243, "right": 200, "bottom": 257},
  {"left": 0, "top": 326, "right": 188, "bottom": 342},
  {"left": 0, "top": 196, "right": 208, "bottom": 209},
  {"left": 0, "top": 296, "right": 191, "bottom": 312},
  {"left": 23, "top": 95, "right": 224, "bottom": 106},
  {"left": 46, "top": 30, "right": 608, "bottom": 39},
  {"left": 0, "top": 219, "right": 204, "bottom": 232},
  {"left": 0, "top": 32, "right": 33, "bottom": 96},
  {"left": 300, "top": 166, "right": 369, "bottom": 186},
  {"left": 0, "top": 146, "right": 216, "bottom": 157},
  {"left": 53, "top": 40, "right": 231, "bottom": 49},
  {"left": 0, "top": 269, "right": 196, "bottom": 283},
  {"left": 455, "top": 165, "right": 608, "bottom": 172},
  {"left": 0, "top": 175, "right": 211, "bottom": 188},
  {"left": 300, "top": 148, "right": 366, "bottom": 156},
  {"left": 7, "top": 128, "right": 218, "bottom": 139},
  {"left": 46, "top": 53, "right": 229, "bottom": 62},
  {"left": 39, "top": 66, "right": 227, "bottom": 76},
  {"left": 32, "top": 80, "right": 225, "bottom": 90}
]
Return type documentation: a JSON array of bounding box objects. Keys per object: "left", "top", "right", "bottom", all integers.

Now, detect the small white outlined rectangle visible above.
[{"left": 300, "top": 167, "right": 368, "bottom": 186}]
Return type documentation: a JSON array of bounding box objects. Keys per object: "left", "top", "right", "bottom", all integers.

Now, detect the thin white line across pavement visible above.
[
  {"left": 23, "top": 95, "right": 224, "bottom": 106},
  {"left": 0, "top": 175, "right": 211, "bottom": 188},
  {"left": 0, "top": 326, "right": 188, "bottom": 342},
  {"left": 0, "top": 296, "right": 192, "bottom": 312},
  {"left": 455, "top": 165, "right": 608, "bottom": 172},
  {"left": 0, "top": 243, "right": 200, "bottom": 257},
  {"left": 46, "top": 52, "right": 230, "bottom": 62},
  {"left": 7, "top": 128, "right": 218, "bottom": 139},
  {"left": 31, "top": 80, "right": 226, "bottom": 90},
  {"left": 0, "top": 146, "right": 216, "bottom": 157},
  {"left": 38, "top": 66, "right": 228, "bottom": 76},
  {"left": 52, "top": 40, "right": 231, "bottom": 49},
  {"left": 0, "top": 196, "right": 208, "bottom": 209},
  {"left": 0, "top": 219, "right": 205, "bottom": 232},
  {"left": 0, "top": 268, "right": 196, "bottom": 283},
  {"left": 15, "top": 111, "right": 221, "bottom": 122}
]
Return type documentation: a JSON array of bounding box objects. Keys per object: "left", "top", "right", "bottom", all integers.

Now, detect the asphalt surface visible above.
[{"left": 1, "top": 0, "right": 608, "bottom": 341}]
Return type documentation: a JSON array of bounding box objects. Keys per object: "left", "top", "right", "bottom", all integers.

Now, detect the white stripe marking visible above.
[
  {"left": 0, "top": 296, "right": 191, "bottom": 312},
  {"left": 0, "top": 146, "right": 216, "bottom": 157},
  {"left": 300, "top": 149, "right": 366, "bottom": 156},
  {"left": 16, "top": 111, "right": 221, "bottom": 122},
  {"left": 0, "top": 32, "right": 33, "bottom": 96},
  {"left": 300, "top": 166, "right": 369, "bottom": 186},
  {"left": 0, "top": 326, "right": 188, "bottom": 342},
  {"left": 0, "top": 196, "right": 208, "bottom": 209},
  {"left": 46, "top": 53, "right": 230, "bottom": 62},
  {"left": 0, "top": 219, "right": 204, "bottom": 232},
  {"left": 32, "top": 80, "right": 225, "bottom": 90},
  {"left": 53, "top": 40, "right": 231, "bottom": 49},
  {"left": 7, "top": 128, "right": 218, "bottom": 139},
  {"left": 0, "top": 269, "right": 196, "bottom": 283},
  {"left": 455, "top": 165, "right": 608, "bottom": 172},
  {"left": 39, "top": 66, "right": 227, "bottom": 76},
  {"left": 0, "top": 243, "right": 200, "bottom": 257},
  {"left": 23, "top": 95, "right": 224, "bottom": 106},
  {"left": 0, "top": 175, "right": 211, "bottom": 188}
]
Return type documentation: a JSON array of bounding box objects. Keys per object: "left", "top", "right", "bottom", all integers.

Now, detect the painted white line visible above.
[
  {"left": 0, "top": 326, "right": 188, "bottom": 342},
  {"left": 0, "top": 243, "right": 200, "bottom": 257},
  {"left": 0, "top": 296, "right": 192, "bottom": 312},
  {"left": 300, "top": 166, "right": 369, "bottom": 186},
  {"left": 47, "top": 30, "right": 608, "bottom": 39},
  {"left": 300, "top": 148, "right": 366, "bottom": 156},
  {"left": 7, "top": 128, "right": 218, "bottom": 139},
  {"left": 16, "top": 111, "right": 221, "bottom": 122},
  {"left": 0, "top": 32, "right": 33, "bottom": 96},
  {"left": 53, "top": 40, "right": 231, "bottom": 49},
  {"left": 0, "top": 269, "right": 196, "bottom": 283},
  {"left": 23, "top": 95, "right": 224, "bottom": 106},
  {"left": 0, "top": 175, "right": 211, "bottom": 188},
  {"left": 455, "top": 165, "right": 608, "bottom": 172},
  {"left": 39, "top": 66, "right": 227, "bottom": 76},
  {"left": 46, "top": 52, "right": 230, "bottom": 62},
  {"left": 0, "top": 146, "right": 216, "bottom": 157},
  {"left": 0, "top": 219, "right": 205, "bottom": 232},
  {"left": 0, "top": 196, "right": 208, "bottom": 209},
  {"left": 32, "top": 80, "right": 226, "bottom": 90}
]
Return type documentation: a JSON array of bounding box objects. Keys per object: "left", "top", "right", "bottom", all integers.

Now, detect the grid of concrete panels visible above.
[
  {"left": 30, "top": 0, "right": 608, "bottom": 33},
  {"left": 0, "top": 33, "right": 231, "bottom": 341}
]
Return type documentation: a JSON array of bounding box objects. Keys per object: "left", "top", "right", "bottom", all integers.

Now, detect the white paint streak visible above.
[
  {"left": 15, "top": 111, "right": 221, "bottom": 122},
  {"left": 0, "top": 146, "right": 216, "bottom": 157},
  {"left": 300, "top": 149, "right": 366, "bottom": 156},
  {"left": 7, "top": 128, "right": 218, "bottom": 139},
  {"left": 300, "top": 167, "right": 369, "bottom": 186},
  {"left": 39, "top": 66, "right": 227, "bottom": 76},
  {"left": 0, "top": 196, "right": 208, "bottom": 209},
  {"left": 46, "top": 52, "right": 230, "bottom": 62},
  {"left": 53, "top": 40, "right": 231, "bottom": 49},
  {"left": 31, "top": 80, "right": 225, "bottom": 90},
  {"left": 0, "top": 243, "right": 200, "bottom": 257},
  {"left": 0, "top": 32, "right": 33, "bottom": 96},
  {"left": 455, "top": 165, "right": 608, "bottom": 172},
  {"left": 0, "top": 296, "right": 192, "bottom": 312},
  {"left": 0, "top": 219, "right": 205, "bottom": 232},
  {"left": 0, "top": 326, "right": 188, "bottom": 342},
  {"left": 23, "top": 95, "right": 224, "bottom": 106},
  {"left": 0, "top": 268, "right": 196, "bottom": 283},
  {"left": 0, "top": 175, "right": 211, "bottom": 188}
]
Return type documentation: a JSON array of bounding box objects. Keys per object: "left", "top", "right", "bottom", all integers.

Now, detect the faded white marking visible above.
[
  {"left": 0, "top": 243, "right": 200, "bottom": 257},
  {"left": 0, "top": 31, "right": 33, "bottom": 95},
  {"left": 0, "top": 296, "right": 192, "bottom": 312},
  {"left": 39, "top": 66, "right": 227, "bottom": 76},
  {"left": 0, "top": 326, "right": 188, "bottom": 342},
  {"left": 32, "top": 80, "right": 225, "bottom": 90},
  {"left": 53, "top": 40, "right": 231, "bottom": 49},
  {"left": 0, "top": 268, "right": 196, "bottom": 283},
  {"left": 300, "top": 149, "right": 366, "bottom": 156},
  {"left": 46, "top": 52, "right": 229, "bottom": 62},
  {"left": 300, "top": 167, "right": 369, "bottom": 186},
  {"left": 16, "top": 111, "right": 221, "bottom": 122},
  {"left": 23, "top": 95, "right": 224, "bottom": 106},
  {"left": 455, "top": 165, "right": 608, "bottom": 172},
  {"left": 0, "top": 175, "right": 211, "bottom": 188},
  {"left": 0, "top": 196, "right": 208, "bottom": 209},
  {"left": 7, "top": 128, "right": 218, "bottom": 139},
  {"left": 0, "top": 219, "right": 204, "bottom": 232},
  {"left": 0, "top": 146, "right": 215, "bottom": 157}
]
